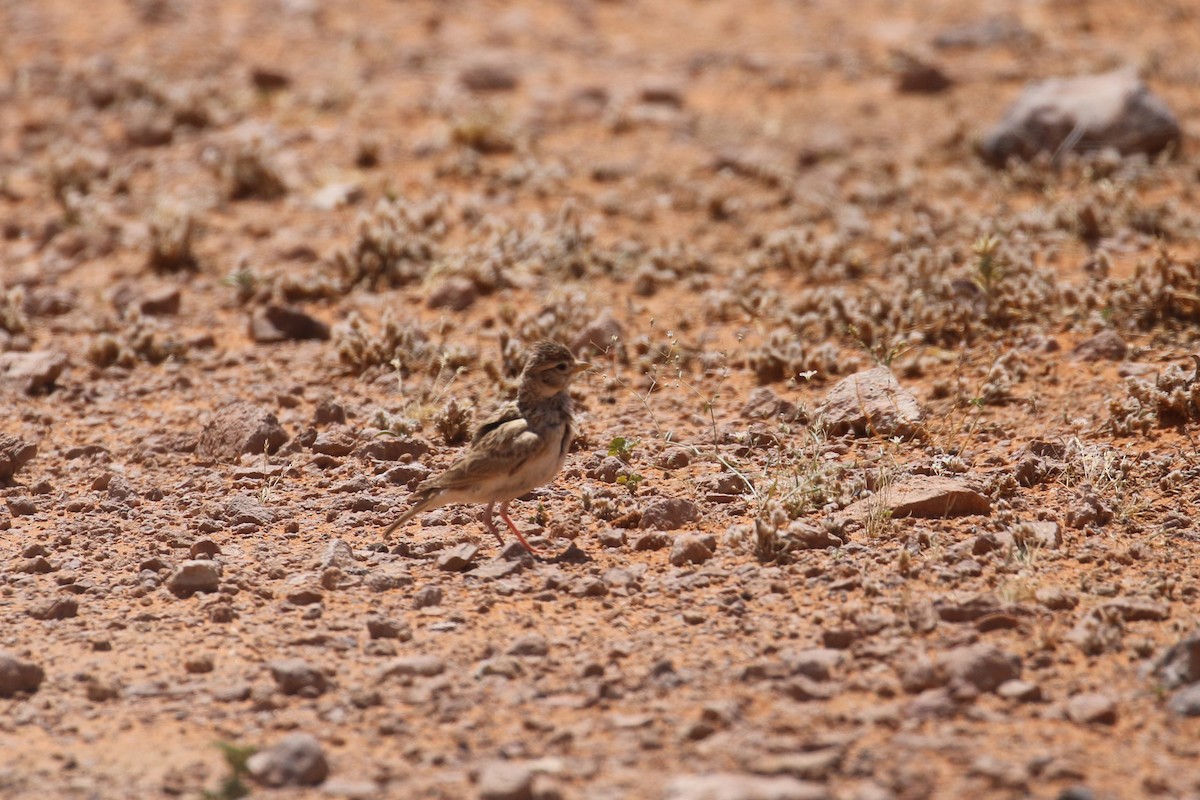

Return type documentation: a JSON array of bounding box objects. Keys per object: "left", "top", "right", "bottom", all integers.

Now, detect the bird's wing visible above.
[
  {"left": 426, "top": 416, "right": 544, "bottom": 491},
  {"left": 471, "top": 400, "right": 521, "bottom": 444}
]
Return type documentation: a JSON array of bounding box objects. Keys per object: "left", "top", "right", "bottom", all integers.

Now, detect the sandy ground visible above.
[{"left": 3, "top": 1, "right": 1200, "bottom": 798}]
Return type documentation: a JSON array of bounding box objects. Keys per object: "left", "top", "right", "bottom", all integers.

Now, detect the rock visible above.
[
  {"left": 656, "top": 446, "right": 692, "bottom": 470},
  {"left": 358, "top": 436, "right": 430, "bottom": 461},
  {"left": 639, "top": 81, "right": 685, "bottom": 108},
  {"left": 216, "top": 495, "right": 276, "bottom": 527},
  {"left": 980, "top": 69, "right": 1181, "bottom": 166},
  {"left": 749, "top": 749, "right": 843, "bottom": 782},
  {"left": 311, "top": 427, "right": 356, "bottom": 457},
  {"left": 426, "top": 277, "right": 478, "bottom": 311},
  {"left": 1167, "top": 684, "right": 1200, "bottom": 717},
  {"left": 670, "top": 534, "right": 715, "bottom": 566},
  {"left": 1153, "top": 631, "right": 1200, "bottom": 689},
  {"left": 1101, "top": 598, "right": 1169, "bottom": 622},
  {"left": 0, "top": 434, "right": 37, "bottom": 483},
  {"left": 894, "top": 52, "right": 952, "bottom": 93},
  {"left": 321, "top": 539, "right": 358, "bottom": 571},
  {"left": 413, "top": 585, "right": 443, "bottom": 609},
  {"left": 1012, "top": 520, "right": 1061, "bottom": 550},
  {"left": 572, "top": 312, "right": 623, "bottom": 356},
  {"left": 740, "top": 387, "right": 801, "bottom": 423},
  {"left": 250, "top": 65, "right": 291, "bottom": 91},
  {"left": 588, "top": 456, "right": 627, "bottom": 483},
  {"left": 0, "top": 350, "right": 68, "bottom": 394},
  {"left": 167, "top": 560, "right": 221, "bottom": 596},
  {"left": 460, "top": 61, "right": 519, "bottom": 92},
  {"left": 366, "top": 615, "right": 411, "bottom": 641},
  {"left": 640, "top": 498, "right": 700, "bottom": 531},
  {"left": 816, "top": 367, "right": 924, "bottom": 439},
  {"left": 1072, "top": 330, "right": 1127, "bottom": 362},
  {"left": 477, "top": 760, "right": 534, "bottom": 800},
  {"left": 311, "top": 181, "right": 364, "bottom": 210},
  {"left": 664, "top": 772, "right": 830, "bottom": 800},
  {"left": 197, "top": 402, "right": 288, "bottom": 462},
  {"left": 933, "top": 15, "right": 1033, "bottom": 48},
  {"left": 250, "top": 305, "right": 330, "bottom": 343},
  {"left": 939, "top": 644, "right": 1021, "bottom": 693},
  {"left": 378, "top": 655, "right": 445, "bottom": 679},
  {"left": 246, "top": 733, "right": 329, "bottom": 787},
  {"left": 139, "top": 285, "right": 182, "bottom": 316},
  {"left": 997, "top": 679, "right": 1042, "bottom": 702},
  {"left": 268, "top": 659, "right": 327, "bottom": 696},
  {"left": 842, "top": 476, "right": 990, "bottom": 520},
  {"left": 28, "top": 597, "right": 77, "bottom": 620},
  {"left": 1036, "top": 587, "right": 1078, "bottom": 611},
  {"left": 0, "top": 651, "right": 44, "bottom": 697},
  {"left": 785, "top": 649, "right": 844, "bottom": 682},
  {"left": 633, "top": 532, "right": 671, "bottom": 551},
  {"left": 1066, "top": 693, "right": 1117, "bottom": 725},
  {"left": 507, "top": 634, "right": 549, "bottom": 657}
]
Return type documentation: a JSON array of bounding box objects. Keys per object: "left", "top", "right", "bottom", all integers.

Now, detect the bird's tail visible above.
[{"left": 381, "top": 488, "right": 439, "bottom": 540}]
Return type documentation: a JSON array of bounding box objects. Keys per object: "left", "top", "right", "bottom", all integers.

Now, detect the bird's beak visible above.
[{"left": 572, "top": 360, "right": 591, "bottom": 375}]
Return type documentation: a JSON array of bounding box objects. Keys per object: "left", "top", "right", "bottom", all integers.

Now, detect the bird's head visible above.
[{"left": 520, "top": 341, "right": 589, "bottom": 398}]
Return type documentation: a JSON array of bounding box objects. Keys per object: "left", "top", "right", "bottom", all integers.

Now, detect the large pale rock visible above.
[
  {"left": 841, "top": 476, "right": 990, "bottom": 520},
  {"left": 0, "top": 434, "right": 36, "bottom": 483},
  {"left": 247, "top": 733, "right": 329, "bottom": 787},
  {"left": 0, "top": 350, "right": 68, "bottom": 394},
  {"left": 981, "top": 69, "right": 1181, "bottom": 166},
  {"left": 0, "top": 651, "right": 44, "bottom": 697},
  {"left": 664, "top": 773, "right": 830, "bottom": 800},
  {"left": 197, "top": 402, "right": 288, "bottom": 462},
  {"left": 816, "top": 367, "right": 924, "bottom": 439}
]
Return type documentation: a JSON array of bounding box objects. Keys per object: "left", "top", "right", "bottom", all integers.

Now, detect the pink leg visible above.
[
  {"left": 498, "top": 501, "right": 541, "bottom": 555},
  {"left": 481, "top": 501, "right": 505, "bottom": 546}
]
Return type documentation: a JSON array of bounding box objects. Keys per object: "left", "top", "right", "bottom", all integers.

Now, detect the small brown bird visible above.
[{"left": 382, "top": 341, "right": 588, "bottom": 554}]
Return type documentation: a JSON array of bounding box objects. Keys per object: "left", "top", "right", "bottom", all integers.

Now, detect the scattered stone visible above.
[
  {"left": 196, "top": 402, "right": 288, "bottom": 462},
  {"left": 1153, "top": 630, "right": 1200, "bottom": 689},
  {"left": 0, "top": 434, "right": 36, "bottom": 483},
  {"left": 656, "top": 446, "right": 692, "bottom": 470},
  {"left": 366, "top": 615, "right": 411, "bottom": 641},
  {"left": 321, "top": 539, "right": 357, "bottom": 571},
  {"left": 413, "top": 585, "right": 443, "bottom": 609},
  {"left": 816, "top": 367, "right": 924, "bottom": 439},
  {"left": 980, "top": 69, "right": 1181, "bottom": 166},
  {"left": 639, "top": 81, "right": 685, "bottom": 108},
  {"left": 1101, "top": 598, "right": 1169, "bottom": 622},
  {"left": 640, "top": 498, "right": 700, "bottom": 530},
  {"left": 1167, "top": 684, "right": 1200, "bottom": 717},
  {"left": 997, "top": 679, "right": 1042, "bottom": 702},
  {"left": 1072, "top": 330, "right": 1128, "bottom": 362},
  {"left": 0, "top": 651, "right": 44, "bottom": 697},
  {"left": 894, "top": 52, "right": 952, "bottom": 93},
  {"left": 477, "top": 760, "right": 534, "bottom": 800},
  {"left": 185, "top": 655, "right": 215, "bottom": 674},
  {"left": 572, "top": 312, "right": 623, "bottom": 356},
  {"left": 377, "top": 654, "right": 445, "bottom": 680},
  {"left": 1066, "top": 693, "right": 1117, "bottom": 725},
  {"left": 85, "top": 677, "right": 122, "bottom": 702},
  {"left": 268, "top": 659, "right": 327, "bottom": 696},
  {"left": 358, "top": 436, "right": 430, "bottom": 461},
  {"left": 460, "top": 61, "right": 519, "bottom": 92},
  {"left": 507, "top": 634, "right": 549, "bottom": 657},
  {"left": 1036, "top": 586, "right": 1079, "bottom": 611},
  {"left": 246, "top": 733, "right": 329, "bottom": 788},
  {"left": 740, "top": 387, "right": 802, "bottom": 423},
  {"left": 286, "top": 586, "right": 323, "bottom": 606},
  {"left": 311, "top": 181, "right": 364, "bottom": 210},
  {"left": 933, "top": 15, "right": 1033, "bottom": 48},
  {"left": 750, "top": 749, "right": 843, "bottom": 782},
  {"left": 670, "top": 534, "right": 715, "bottom": 566},
  {"left": 426, "top": 277, "right": 478, "bottom": 311},
  {"left": 1011, "top": 520, "right": 1062, "bottom": 551},
  {"left": 167, "top": 560, "right": 221, "bottom": 596},
  {"left": 0, "top": 350, "right": 68, "bottom": 394},
  {"left": 28, "top": 597, "right": 77, "bottom": 620},
  {"left": 139, "top": 285, "right": 182, "bottom": 316},
  {"left": 437, "top": 542, "right": 479, "bottom": 572},
  {"left": 250, "top": 305, "right": 331, "bottom": 343},
  {"left": 842, "top": 476, "right": 990, "bottom": 520},
  {"left": 633, "top": 531, "right": 671, "bottom": 551},
  {"left": 311, "top": 427, "right": 357, "bottom": 457},
  {"left": 664, "top": 772, "right": 830, "bottom": 800},
  {"left": 939, "top": 644, "right": 1021, "bottom": 693}
]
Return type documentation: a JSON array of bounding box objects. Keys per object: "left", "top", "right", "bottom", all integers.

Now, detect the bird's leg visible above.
[
  {"left": 481, "top": 501, "right": 505, "bottom": 546},
  {"left": 498, "top": 500, "right": 541, "bottom": 555}
]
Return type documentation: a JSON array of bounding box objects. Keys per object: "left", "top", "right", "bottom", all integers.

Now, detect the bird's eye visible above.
[{"left": 556, "top": 363, "right": 568, "bottom": 371}]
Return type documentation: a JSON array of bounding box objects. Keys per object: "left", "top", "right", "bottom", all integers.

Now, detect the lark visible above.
[{"left": 382, "top": 341, "right": 588, "bottom": 554}]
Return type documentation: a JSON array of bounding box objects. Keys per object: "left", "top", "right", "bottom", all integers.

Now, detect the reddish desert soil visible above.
[{"left": 4, "top": 1, "right": 1200, "bottom": 799}]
